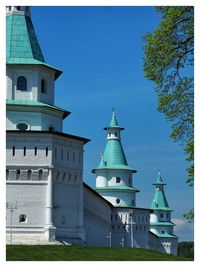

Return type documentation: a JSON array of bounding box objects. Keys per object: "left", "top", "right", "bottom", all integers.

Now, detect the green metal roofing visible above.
[
  {"left": 104, "top": 111, "right": 124, "bottom": 130},
  {"left": 150, "top": 190, "right": 172, "bottom": 211},
  {"left": 150, "top": 173, "right": 172, "bottom": 211},
  {"left": 150, "top": 222, "right": 175, "bottom": 226},
  {"left": 6, "top": 13, "right": 62, "bottom": 79},
  {"left": 150, "top": 231, "right": 178, "bottom": 239},
  {"left": 6, "top": 99, "right": 70, "bottom": 119},
  {"left": 93, "top": 112, "right": 136, "bottom": 173},
  {"left": 95, "top": 186, "right": 140, "bottom": 192},
  {"left": 153, "top": 172, "right": 166, "bottom": 185},
  {"left": 93, "top": 139, "right": 136, "bottom": 172}
]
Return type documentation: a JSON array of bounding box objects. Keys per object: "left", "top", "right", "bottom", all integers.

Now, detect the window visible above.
[
  {"left": 129, "top": 177, "right": 131, "bottom": 185},
  {"left": 27, "top": 170, "right": 31, "bottom": 180},
  {"left": 34, "top": 147, "right": 37, "bottom": 156},
  {"left": 16, "top": 6, "right": 21, "bottom": 11},
  {"left": 79, "top": 153, "right": 81, "bottom": 163},
  {"left": 46, "top": 147, "right": 48, "bottom": 157},
  {"left": 160, "top": 213, "right": 163, "bottom": 218},
  {"left": 16, "top": 169, "right": 20, "bottom": 180},
  {"left": 55, "top": 147, "right": 57, "bottom": 158},
  {"left": 24, "top": 147, "right": 26, "bottom": 157},
  {"left": 17, "top": 76, "right": 27, "bottom": 91},
  {"left": 41, "top": 79, "right": 46, "bottom": 94},
  {"left": 162, "top": 230, "right": 165, "bottom": 234},
  {"left": 67, "top": 150, "right": 69, "bottom": 161},
  {"left": 116, "top": 198, "right": 120, "bottom": 204},
  {"left": 132, "top": 200, "right": 134, "bottom": 205},
  {"left": 6, "top": 169, "right": 9, "bottom": 180},
  {"left": 61, "top": 149, "right": 63, "bottom": 160},
  {"left": 19, "top": 214, "right": 27, "bottom": 223},
  {"left": 63, "top": 173, "right": 65, "bottom": 181},
  {"left": 73, "top": 152, "right": 75, "bottom": 162},
  {"left": 68, "top": 173, "right": 71, "bottom": 183},
  {"left": 38, "top": 169, "right": 43, "bottom": 180},
  {"left": 8, "top": 6, "right": 11, "bottom": 11},
  {"left": 115, "top": 214, "right": 118, "bottom": 221},
  {"left": 49, "top": 126, "right": 54, "bottom": 132},
  {"left": 12, "top": 146, "right": 15, "bottom": 157},
  {"left": 116, "top": 177, "right": 121, "bottom": 183},
  {"left": 115, "top": 132, "right": 117, "bottom": 137},
  {"left": 17, "top": 123, "right": 28, "bottom": 131}
]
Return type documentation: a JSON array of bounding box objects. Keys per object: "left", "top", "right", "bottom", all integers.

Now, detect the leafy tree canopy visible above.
[{"left": 143, "top": 6, "right": 194, "bottom": 187}]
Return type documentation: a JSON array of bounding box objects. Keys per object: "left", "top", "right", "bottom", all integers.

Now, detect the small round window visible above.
[
  {"left": 116, "top": 198, "right": 120, "bottom": 204},
  {"left": 17, "top": 123, "right": 28, "bottom": 131}
]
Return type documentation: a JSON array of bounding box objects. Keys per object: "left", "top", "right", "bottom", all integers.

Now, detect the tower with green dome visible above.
[
  {"left": 92, "top": 110, "right": 139, "bottom": 208},
  {"left": 149, "top": 172, "right": 178, "bottom": 255}
]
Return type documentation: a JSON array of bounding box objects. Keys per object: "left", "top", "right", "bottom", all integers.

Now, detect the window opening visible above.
[
  {"left": 17, "top": 76, "right": 27, "bottom": 91},
  {"left": 19, "top": 214, "right": 27, "bottom": 223},
  {"left": 24, "top": 147, "right": 26, "bottom": 157},
  {"left": 41, "top": 79, "right": 46, "bottom": 94},
  {"left": 27, "top": 170, "right": 31, "bottom": 180},
  {"left": 116, "top": 177, "right": 121, "bottom": 183},
  {"left": 16, "top": 169, "right": 20, "bottom": 180},
  {"left": 12, "top": 146, "right": 15, "bottom": 157},
  {"left": 116, "top": 198, "right": 120, "bottom": 204},
  {"left": 17, "top": 123, "right": 28, "bottom": 131},
  {"left": 38, "top": 169, "right": 43, "bottom": 180},
  {"left": 46, "top": 147, "right": 48, "bottom": 157}
]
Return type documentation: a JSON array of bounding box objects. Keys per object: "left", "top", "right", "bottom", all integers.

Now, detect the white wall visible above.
[
  {"left": 84, "top": 185, "right": 112, "bottom": 246},
  {"left": 6, "top": 65, "right": 56, "bottom": 105}
]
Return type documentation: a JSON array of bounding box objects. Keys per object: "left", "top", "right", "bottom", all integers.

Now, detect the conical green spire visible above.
[
  {"left": 150, "top": 172, "right": 172, "bottom": 211},
  {"left": 92, "top": 111, "right": 136, "bottom": 173},
  {"left": 6, "top": 7, "right": 62, "bottom": 79}
]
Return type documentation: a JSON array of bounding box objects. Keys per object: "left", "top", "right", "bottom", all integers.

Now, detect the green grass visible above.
[{"left": 6, "top": 245, "right": 193, "bottom": 261}]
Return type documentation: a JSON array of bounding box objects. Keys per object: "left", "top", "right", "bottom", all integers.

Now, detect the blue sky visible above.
[{"left": 32, "top": 6, "right": 193, "bottom": 241}]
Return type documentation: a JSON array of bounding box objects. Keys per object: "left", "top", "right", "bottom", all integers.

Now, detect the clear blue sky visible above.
[{"left": 32, "top": 6, "right": 193, "bottom": 241}]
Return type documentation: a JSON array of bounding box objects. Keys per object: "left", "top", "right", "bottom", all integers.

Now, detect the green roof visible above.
[
  {"left": 150, "top": 222, "right": 175, "bottom": 226},
  {"left": 93, "top": 112, "right": 136, "bottom": 173},
  {"left": 150, "top": 190, "right": 172, "bottom": 211},
  {"left": 6, "top": 99, "right": 70, "bottom": 119},
  {"left": 95, "top": 186, "right": 140, "bottom": 192},
  {"left": 6, "top": 13, "right": 62, "bottom": 79},
  {"left": 150, "top": 173, "right": 172, "bottom": 211},
  {"left": 92, "top": 139, "right": 136, "bottom": 172},
  {"left": 153, "top": 172, "right": 166, "bottom": 185},
  {"left": 104, "top": 111, "right": 124, "bottom": 130},
  {"left": 150, "top": 231, "right": 178, "bottom": 239}
]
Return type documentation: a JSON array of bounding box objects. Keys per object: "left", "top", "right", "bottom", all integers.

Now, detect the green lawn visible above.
[{"left": 6, "top": 245, "right": 193, "bottom": 261}]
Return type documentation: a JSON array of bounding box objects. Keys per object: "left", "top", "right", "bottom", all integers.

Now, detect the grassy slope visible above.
[{"left": 6, "top": 245, "right": 193, "bottom": 261}]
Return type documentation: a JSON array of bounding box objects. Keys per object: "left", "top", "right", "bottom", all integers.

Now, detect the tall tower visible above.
[
  {"left": 6, "top": 6, "right": 89, "bottom": 244},
  {"left": 92, "top": 110, "right": 139, "bottom": 208},
  {"left": 149, "top": 172, "right": 178, "bottom": 255}
]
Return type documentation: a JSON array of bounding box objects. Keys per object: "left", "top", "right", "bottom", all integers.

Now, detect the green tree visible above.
[{"left": 143, "top": 7, "right": 194, "bottom": 219}]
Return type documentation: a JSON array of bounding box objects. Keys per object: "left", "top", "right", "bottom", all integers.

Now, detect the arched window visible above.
[
  {"left": 116, "top": 177, "right": 121, "bottom": 183},
  {"left": 49, "top": 126, "right": 54, "bottom": 132},
  {"left": 41, "top": 79, "right": 47, "bottom": 94},
  {"left": 19, "top": 214, "right": 27, "bottom": 223},
  {"left": 17, "top": 122, "right": 28, "bottom": 131},
  {"left": 56, "top": 172, "right": 60, "bottom": 181},
  {"left": 17, "top": 76, "right": 27, "bottom": 91},
  {"left": 116, "top": 198, "right": 120, "bottom": 204}
]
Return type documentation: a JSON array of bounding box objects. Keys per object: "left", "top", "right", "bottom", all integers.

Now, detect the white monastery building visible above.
[{"left": 6, "top": 6, "right": 178, "bottom": 255}]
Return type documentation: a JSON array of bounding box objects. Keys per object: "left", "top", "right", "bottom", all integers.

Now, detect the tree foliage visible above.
[{"left": 143, "top": 7, "right": 194, "bottom": 187}]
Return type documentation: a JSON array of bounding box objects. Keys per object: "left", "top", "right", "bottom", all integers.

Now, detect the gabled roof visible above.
[{"left": 6, "top": 12, "right": 62, "bottom": 79}]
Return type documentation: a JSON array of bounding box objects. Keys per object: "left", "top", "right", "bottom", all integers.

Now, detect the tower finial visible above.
[
  {"left": 158, "top": 169, "right": 161, "bottom": 176},
  {"left": 112, "top": 107, "right": 115, "bottom": 115}
]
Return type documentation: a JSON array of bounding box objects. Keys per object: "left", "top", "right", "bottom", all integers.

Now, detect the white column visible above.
[
  {"left": 45, "top": 167, "right": 56, "bottom": 242},
  {"left": 46, "top": 167, "right": 53, "bottom": 226}
]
